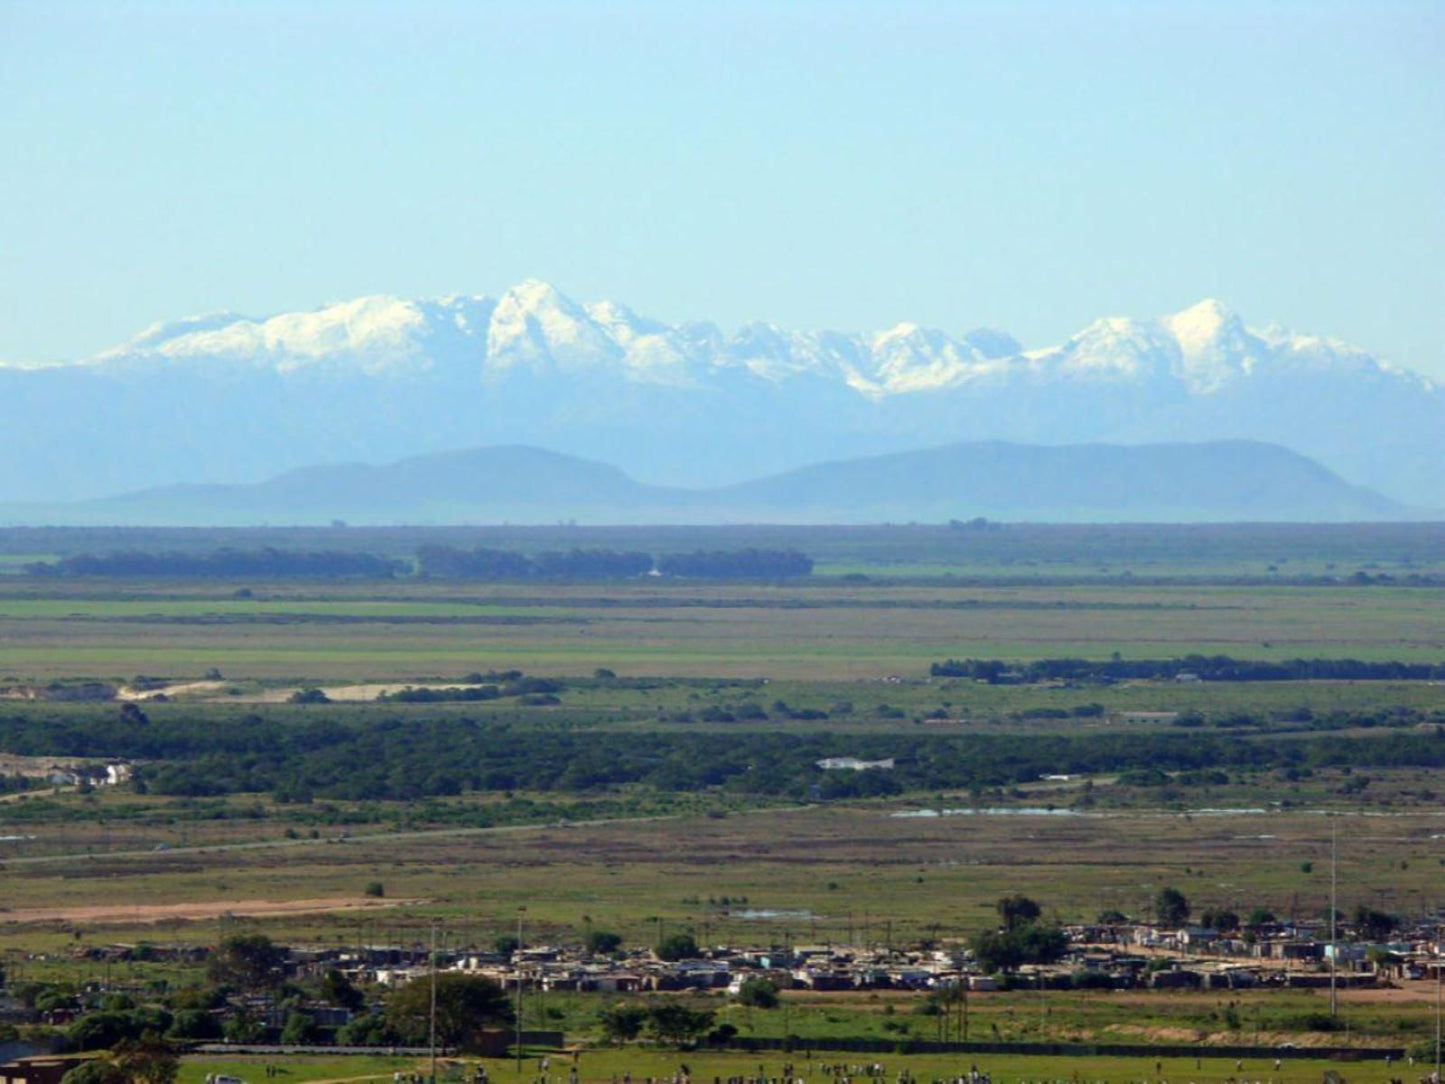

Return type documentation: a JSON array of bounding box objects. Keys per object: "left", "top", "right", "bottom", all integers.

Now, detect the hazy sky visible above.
[{"left": 3, "top": 0, "right": 1442, "bottom": 377}]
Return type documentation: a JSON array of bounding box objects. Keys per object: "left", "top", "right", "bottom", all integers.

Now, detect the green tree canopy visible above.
[
  {"left": 207, "top": 933, "right": 285, "bottom": 991},
  {"left": 1245, "top": 906, "right": 1276, "bottom": 928},
  {"left": 735, "top": 977, "right": 780, "bottom": 1009},
  {"left": 62, "top": 1035, "right": 177, "bottom": 1084},
  {"left": 336, "top": 1013, "right": 398, "bottom": 1047},
  {"left": 280, "top": 1010, "right": 319, "bottom": 1045},
  {"left": 166, "top": 1010, "right": 223, "bottom": 1042},
  {"left": 1154, "top": 887, "right": 1190, "bottom": 927},
  {"left": 585, "top": 929, "right": 624, "bottom": 955},
  {"left": 996, "top": 894, "right": 1042, "bottom": 930},
  {"left": 320, "top": 968, "right": 365, "bottom": 1011},
  {"left": 969, "top": 922, "right": 1067, "bottom": 975},
  {"left": 1200, "top": 908, "right": 1239, "bottom": 932},
  {"left": 223, "top": 1006, "right": 265, "bottom": 1044},
  {"left": 655, "top": 932, "right": 700, "bottom": 961},
  {"left": 384, "top": 973, "right": 512, "bottom": 1052},
  {"left": 60, "top": 1062, "right": 126, "bottom": 1084},
  {"left": 645, "top": 1000, "right": 715, "bottom": 1046},
  {"left": 68, "top": 1012, "right": 144, "bottom": 1052},
  {"left": 1351, "top": 905, "right": 1397, "bottom": 941},
  {"left": 598, "top": 1002, "right": 648, "bottom": 1044},
  {"left": 113, "top": 1035, "right": 180, "bottom": 1084}
]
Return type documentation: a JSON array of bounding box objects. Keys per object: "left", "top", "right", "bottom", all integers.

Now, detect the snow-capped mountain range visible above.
[{"left": 2, "top": 280, "right": 1440, "bottom": 510}]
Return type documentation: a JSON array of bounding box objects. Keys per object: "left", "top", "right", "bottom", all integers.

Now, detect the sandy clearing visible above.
[
  {"left": 118, "top": 680, "right": 227, "bottom": 701},
  {"left": 1340, "top": 979, "right": 1444, "bottom": 1004},
  {"left": 0, "top": 895, "right": 424, "bottom": 926},
  {"left": 244, "top": 682, "right": 487, "bottom": 703}
]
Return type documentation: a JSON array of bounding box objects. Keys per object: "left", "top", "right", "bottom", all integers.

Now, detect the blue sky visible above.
[{"left": 2, "top": 0, "right": 1442, "bottom": 377}]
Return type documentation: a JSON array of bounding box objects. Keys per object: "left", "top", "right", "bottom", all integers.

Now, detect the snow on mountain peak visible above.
[
  {"left": 1161, "top": 298, "right": 1238, "bottom": 352},
  {"left": 864, "top": 322, "right": 1009, "bottom": 393},
  {"left": 1154, "top": 298, "right": 1255, "bottom": 391},
  {"left": 45, "top": 282, "right": 1434, "bottom": 403},
  {"left": 485, "top": 280, "right": 617, "bottom": 372},
  {"left": 121, "top": 311, "right": 253, "bottom": 351},
  {"left": 95, "top": 295, "right": 433, "bottom": 375}
]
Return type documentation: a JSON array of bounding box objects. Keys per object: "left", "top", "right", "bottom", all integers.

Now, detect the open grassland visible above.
[
  {"left": 2, "top": 525, "right": 1443, "bottom": 1057},
  {"left": 4, "top": 800, "right": 1443, "bottom": 952},
  {"left": 1, "top": 581, "right": 1442, "bottom": 683}
]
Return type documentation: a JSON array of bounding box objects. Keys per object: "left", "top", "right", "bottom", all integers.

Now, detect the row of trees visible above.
[
  {"left": 416, "top": 546, "right": 654, "bottom": 580},
  {"left": 417, "top": 546, "right": 814, "bottom": 580},
  {"left": 655, "top": 549, "right": 813, "bottom": 579},
  {"left": 3, "top": 707, "right": 1444, "bottom": 804},
  {"left": 377, "top": 677, "right": 563, "bottom": 703},
  {"left": 931, "top": 655, "right": 1445, "bottom": 683},
  {"left": 22, "top": 546, "right": 815, "bottom": 582},
  {"left": 26, "top": 548, "right": 404, "bottom": 578}
]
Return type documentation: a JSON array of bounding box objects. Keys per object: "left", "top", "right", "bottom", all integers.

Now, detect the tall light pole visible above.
[
  {"left": 1329, "top": 821, "right": 1338, "bottom": 1019},
  {"left": 515, "top": 908, "right": 526, "bottom": 1074},
  {"left": 1435, "top": 941, "right": 1441, "bottom": 1084},
  {"left": 429, "top": 923, "right": 438, "bottom": 1084}
]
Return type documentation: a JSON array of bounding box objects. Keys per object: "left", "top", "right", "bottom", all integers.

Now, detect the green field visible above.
[
  {"left": 2, "top": 524, "right": 1443, "bottom": 1061},
  {"left": 171, "top": 1048, "right": 1421, "bottom": 1084},
  {"left": 1, "top": 579, "right": 1441, "bottom": 682}
]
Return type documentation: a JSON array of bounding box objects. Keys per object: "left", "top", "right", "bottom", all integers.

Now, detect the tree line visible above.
[
  {"left": 655, "top": 549, "right": 813, "bottom": 579},
  {"left": 26, "top": 548, "right": 405, "bottom": 579},
  {"left": 2, "top": 707, "right": 1443, "bottom": 804},
  {"left": 416, "top": 546, "right": 654, "bottom": 579},
  {"left": 417, "top": 545, "right": 813, "bottom": 580},
  {"left": 22, "top": 546, "right": 816, "bottom": 581},
  {"left": 930, "top": 654, "right": 1445, "bottom": 682}
]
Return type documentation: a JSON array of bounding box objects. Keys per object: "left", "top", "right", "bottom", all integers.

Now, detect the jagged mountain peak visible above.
[
  {"left": 42, "top": 283, "right": 1432, "bottom": 399},
  {"left": 1, "top": 284, "right": 1439, "bottom": 509},
  {"left": 1161, "top": 297, "right": 1241, "bottom": 343}
]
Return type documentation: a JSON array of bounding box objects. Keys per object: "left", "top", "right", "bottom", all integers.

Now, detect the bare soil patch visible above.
[
  {"left": 0, "top": 895, "right": 420, "bottom": 926},
  {"left": 243, "top": 682, "right": 474, "bottom": 703},
  {"left": 118, "top": 680, "right": 226, "bottom": 701}
]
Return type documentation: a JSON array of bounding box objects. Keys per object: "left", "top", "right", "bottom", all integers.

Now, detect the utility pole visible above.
[
  {"left": 1435, "top": 941, "right": 1441, "bottom": 1084},
  {"left": 429, "top": 923, "right": 438, "bottom": 1084},
  {"left": 961, "top": 975, "right": 969, "bottom": 1041},
  {"left": 515, "top": 908, "right": 525, "bottom": 1074},
  {"left": 1330, "top": 820, "right": 1338, "bottom": 1019}
]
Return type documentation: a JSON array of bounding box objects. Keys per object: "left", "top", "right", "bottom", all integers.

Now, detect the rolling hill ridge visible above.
[{"left": 17, "top": 440, "right": 1407, "bottom": 526}]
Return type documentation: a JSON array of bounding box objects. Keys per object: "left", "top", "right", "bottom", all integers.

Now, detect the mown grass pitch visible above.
[{"left": 176, "top": 1048, "right": 1411, "bottom": 1084}]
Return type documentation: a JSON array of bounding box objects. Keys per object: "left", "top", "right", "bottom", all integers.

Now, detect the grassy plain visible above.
[
  {"left": 1, "top": 580, "right": 1442, "bottom": 683},
  {"left": 1, "top": 524, "right": 1443, "bottom": 1060},
  {"left": 4, "top": 798, "right": 1444, "bottom": 954}
]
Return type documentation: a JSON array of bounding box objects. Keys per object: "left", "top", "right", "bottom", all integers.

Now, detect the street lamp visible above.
[
  {"left": 429, "top": 923, "right": 438, "bottom": 1084},
  {"left": 1434, "top": 940, "right": 1441, "bottom": 1084},
  {"left": 516, "top": 908, "right": 526, "bottom": 1074}
]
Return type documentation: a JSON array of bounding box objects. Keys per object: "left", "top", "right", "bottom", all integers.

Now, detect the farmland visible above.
[{"left": 0, "top": 523, "right": 1443, "bottom": 1064}]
